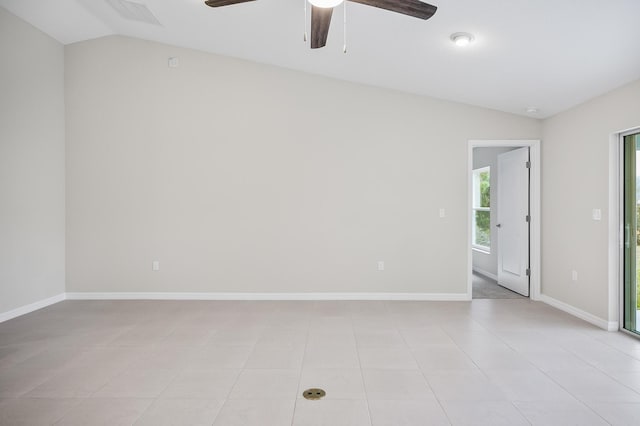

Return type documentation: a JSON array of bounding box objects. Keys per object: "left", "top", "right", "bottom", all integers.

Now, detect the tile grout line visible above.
[
  {"left": 352, "top": 306, "right": 374, "bottom": 426},
  {"left": 479, "top": 324, "right": 619, "bottom": 425},
  {"left": 290, "top": 304, "right": 313, "bottom": 426},
  {"left": 397, "top": 319, "right": 454, "bottom": 425},
  {"left": 3, "top": 300, "right": 640, "bottom": 425}
]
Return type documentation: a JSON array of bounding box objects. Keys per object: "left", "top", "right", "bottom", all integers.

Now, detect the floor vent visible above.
[{"left": 302, "top": 388, "right": 326, "bottom": 400}]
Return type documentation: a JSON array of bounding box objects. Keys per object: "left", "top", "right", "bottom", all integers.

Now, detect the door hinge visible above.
[
  {"left": 526, "top": 268, "right": 531, "bottom": 276},
  {"left": 525, "top": 161, "right": 531, "bottom": 168},
  {"left": 525, "top": 215, "right": 530, "bottom": 222}
]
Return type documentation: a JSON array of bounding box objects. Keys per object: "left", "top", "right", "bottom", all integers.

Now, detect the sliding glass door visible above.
[{"left": 623, "top": 132, "right": 640, "bottom": 334}]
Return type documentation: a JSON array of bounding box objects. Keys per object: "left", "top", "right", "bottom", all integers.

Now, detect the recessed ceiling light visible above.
[
  {"left": 450, "top": 32, "right": 475, "bottom": 47},
  {"left": 526, "top": 107, "right": 539, "bottom": 114}
]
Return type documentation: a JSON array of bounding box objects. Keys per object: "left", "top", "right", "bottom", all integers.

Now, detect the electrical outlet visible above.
[
  {"left": 592, "top": 209, "right": 601, "bottom": 221},
  {"left": 439, "top": 208, "right": 446, "bottom": 218},
  {"left": 377, "top": 261, "right": 385, "bottom": 271},
  {"left": 571, "top": 270, "right": 578, "bottom": 281},
  {"left": 152, "top": 260, "right": 160, "bottom": 271}
]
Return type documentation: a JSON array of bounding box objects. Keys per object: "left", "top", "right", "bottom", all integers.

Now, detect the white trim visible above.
[
  {"left": 65, "top": 292, "right": 471, "bottom": 301},
  {"left": 472, "top": 268, "right": 498, "bottom": 281},
  {"left": 0, "top": 293, "right": 66, "bottom": 323},
  {"left": 612, "top": 132, "right": 623, "bottom": 330},
  {"left": 540, "top": 294, "right": 618, "bottom": 331},
  {"left": 472, "top": 247, "right": 491, "bottom": 255},
  {"left": 615, "top": 127, "right": 640, "bottom": 331},
  {"left": 471, "top": 244, "right": 491, "bottom": 254},
  {"left": 468, "top": 140, "right": 541, "bottom": 301}
]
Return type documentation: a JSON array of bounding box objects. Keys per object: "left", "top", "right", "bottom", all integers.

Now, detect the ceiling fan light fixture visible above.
[
  {"left": 308, "top": 0, "right": 343, "bottom": 8},
  {"left": 450, "top": 32, "right": 475, "bottom": 47}
]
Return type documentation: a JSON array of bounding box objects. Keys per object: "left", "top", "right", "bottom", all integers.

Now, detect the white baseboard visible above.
[
  {"left": 0, "top": 291, "right": 470, "bottom": 322},
  {"left": 65, "top": 292, "right": 470, "bottom": 301},
  {"left": 5, "top": 292, "right": 625, "bottom": 329},
  {"left": 539, "top": 294, "right": 618, "bottom": 331},
  {"left": 472, "top": 268, "right": 498, "bottom": 281},
  {"left": 0, "top": 293, "right": 66, "bottom": 323}
]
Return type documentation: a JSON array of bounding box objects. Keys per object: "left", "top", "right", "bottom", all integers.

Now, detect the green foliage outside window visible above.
[
  {"left": 474, "top": 171, "right": 491, "bottom": 247},
  {"left": 475, "top": 211, "right": 490, "bottom": 246},
  {"left": 636, "top": 249, "right": 640, "bottom": 309},
  {"left": 637, "top": 203, "right": 640, "bottom": 309},
  {"left": 479, "top": 171, "right": 490, "bottom": 208}
]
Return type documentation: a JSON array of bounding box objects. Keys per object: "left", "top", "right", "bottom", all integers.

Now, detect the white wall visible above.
[
  {"left": 471, "top": 147, "right": 516, "bottom": 278},
  {"left": 65, "top": 36, "right": 541, "bottom": 295},
  {"left": 542, "top": 78, "right": 640, "bottom": 321},
  {"left": 0, "top": 8, "right": 65, "bottom": 314},
  {"left": 1, "top": 6, "right": 636, "bottom": 323}
]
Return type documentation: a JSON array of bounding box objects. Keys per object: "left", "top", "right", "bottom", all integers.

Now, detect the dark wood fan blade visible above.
[
  {"left": 204, "top": 0, "right": 256, "bottom": 7},
  {"left": 310, "top": 6, "right": 333, "bottom": 49},
  {"left": 348, "top": 0, "right": 437, "bottom": 20}
]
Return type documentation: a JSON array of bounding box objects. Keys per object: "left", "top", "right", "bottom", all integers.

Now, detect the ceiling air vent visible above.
[{"left": 105, "top": 0, "right": 161, "bottom": 25}]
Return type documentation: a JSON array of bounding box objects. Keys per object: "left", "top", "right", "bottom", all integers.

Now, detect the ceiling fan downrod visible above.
[
  {"left": 343, "top": 1, "right": 347, "bottom": 53},
  {"left": 303, "top": 0, "right": 308, "bottom": 42}
]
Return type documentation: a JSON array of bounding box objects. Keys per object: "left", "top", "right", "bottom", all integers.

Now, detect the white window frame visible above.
[{"left": 472, "top": 166, "right": 491, "bottom": 253}]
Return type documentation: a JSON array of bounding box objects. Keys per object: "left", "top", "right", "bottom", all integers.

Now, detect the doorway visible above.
[
  {"left": 467, "top": 140, "right": 541, "bottom": 301},
  {"left": 622, "top": 131, "right": 640, "bottom": 335}
]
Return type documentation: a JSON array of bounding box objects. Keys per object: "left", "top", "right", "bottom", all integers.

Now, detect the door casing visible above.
[
  {"left": 619, "top": 129, "right": 640, "bottom": 336},
  {"left": 468, "top": 140, "right": 541, "bottom": 301}
]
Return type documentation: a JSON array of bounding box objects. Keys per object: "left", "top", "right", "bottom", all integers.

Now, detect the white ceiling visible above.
[{"left": 3, "top": 0, "right": 640, "bottom": 118}]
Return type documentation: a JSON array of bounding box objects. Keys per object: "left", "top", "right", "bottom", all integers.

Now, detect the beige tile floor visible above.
[{"left": 1, "top": 299, "right": 640, "bottom": 425}]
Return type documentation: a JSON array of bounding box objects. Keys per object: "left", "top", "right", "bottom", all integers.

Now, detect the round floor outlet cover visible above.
[{"left": 302, "top": 388, "right": 326, "bottom": 400}]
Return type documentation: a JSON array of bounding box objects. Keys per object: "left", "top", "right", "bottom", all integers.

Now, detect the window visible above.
[{"left": 472, "top": 167, "right": 490, "bottom": 252}]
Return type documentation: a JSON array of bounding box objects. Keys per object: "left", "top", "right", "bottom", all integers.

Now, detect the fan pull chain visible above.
[
  {"left": 303, "top": 0, "right": 308, "bottom": 42},
  {"left": 343, "top": 1, "right": 347, "bottom": 53}
]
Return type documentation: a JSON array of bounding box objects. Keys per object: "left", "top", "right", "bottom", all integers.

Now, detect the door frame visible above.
[
  {"left": 467, "top": 140, "right": 541, "bottom": 301},
  {"left": 617, "top": 128, "right": 640, "bottom": 336}
]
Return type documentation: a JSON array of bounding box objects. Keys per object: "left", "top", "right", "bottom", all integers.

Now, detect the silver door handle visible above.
[{"left": 625, "top": 224, "right": 630, "bottom": 248}]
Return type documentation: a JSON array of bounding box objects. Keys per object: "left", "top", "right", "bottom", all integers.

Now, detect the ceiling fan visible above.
[{"left": 204, "top": 0, "right": 438, "bottom": 49}]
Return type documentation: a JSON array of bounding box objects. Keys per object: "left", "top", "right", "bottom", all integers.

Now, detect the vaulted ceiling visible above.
[{"left": 3, "top": 0, "right": 640, "bottom": 118}]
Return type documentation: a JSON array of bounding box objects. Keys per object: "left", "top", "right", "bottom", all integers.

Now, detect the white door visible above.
[{"left": 497, "top": 147, "right": 530, "bottom": 296}]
